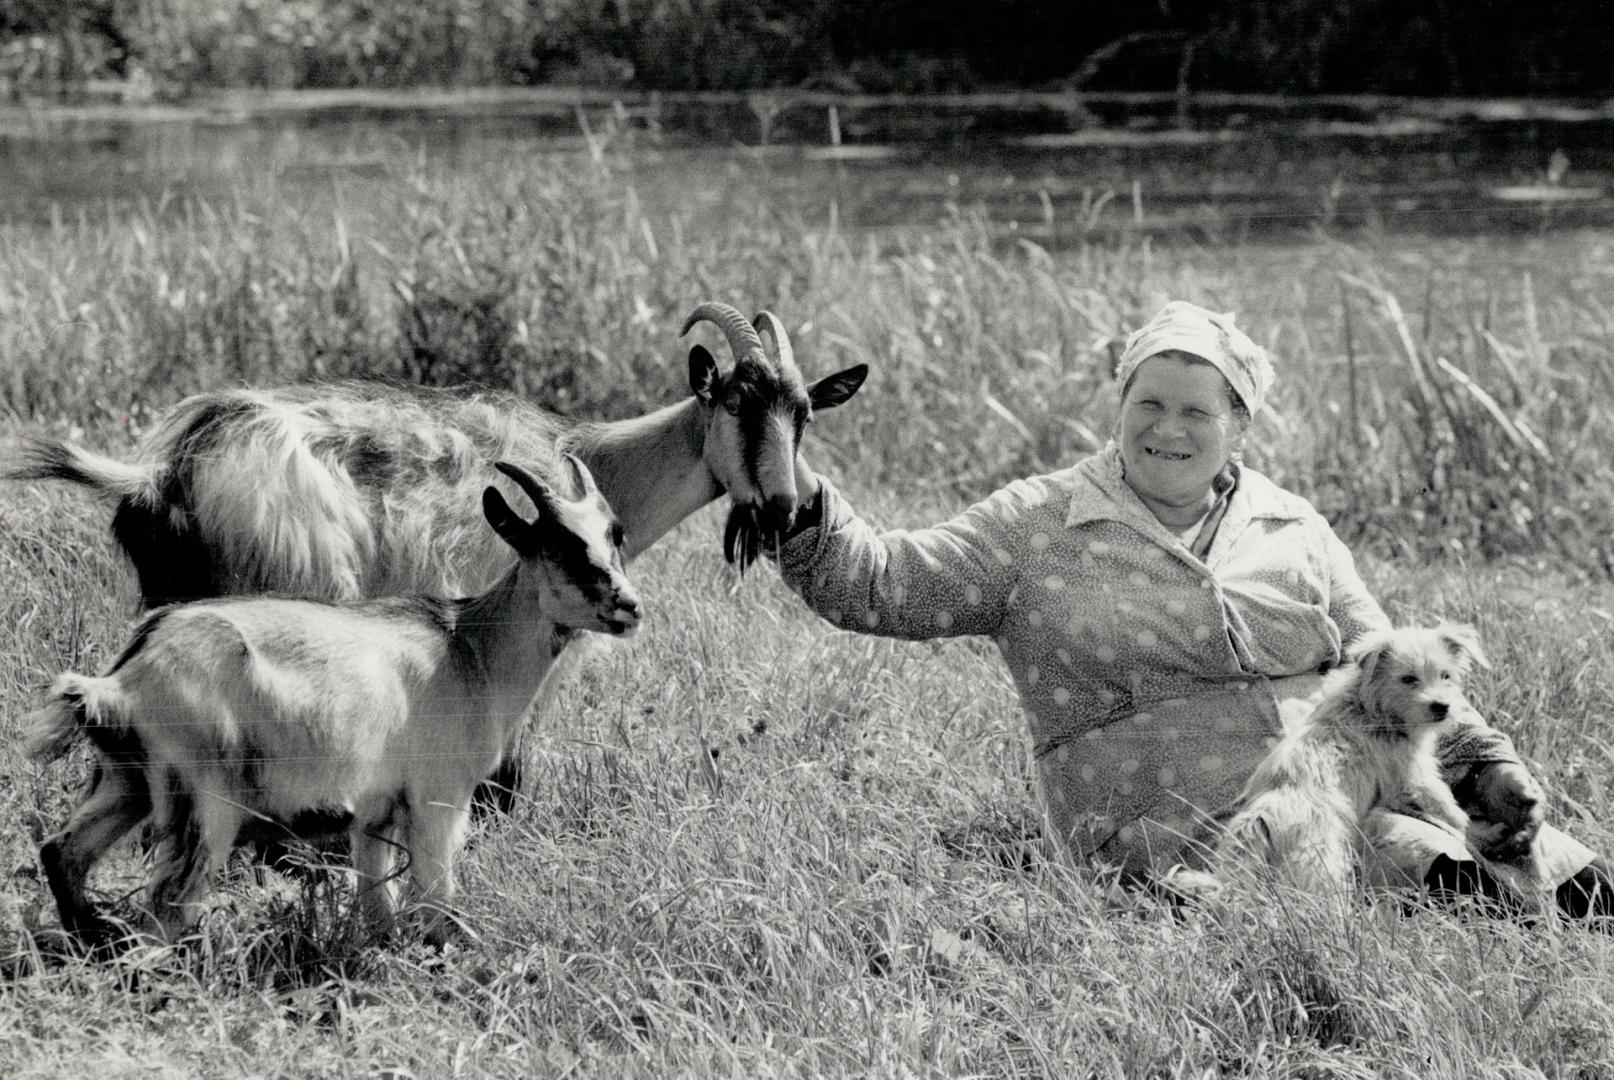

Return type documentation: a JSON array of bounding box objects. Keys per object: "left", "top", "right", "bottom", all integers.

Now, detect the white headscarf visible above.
[{"left": 1117, "top": 301, "right": 1274, "bottom": 417}]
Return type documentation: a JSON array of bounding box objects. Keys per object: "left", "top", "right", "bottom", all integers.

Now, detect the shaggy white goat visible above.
[{"left": 26, "top": 456, "right": 640, "bottom": 945}]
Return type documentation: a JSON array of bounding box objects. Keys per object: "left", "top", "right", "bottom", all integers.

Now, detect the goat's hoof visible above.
[
  {"left": 46, "top": 911, "right": 140, "bottom": 959},
  {"left": 422, "top": 912, "right": 477, "bottom": 952},
  {"left": 62, "top": 909, "right": 118, "bottom": 944}
]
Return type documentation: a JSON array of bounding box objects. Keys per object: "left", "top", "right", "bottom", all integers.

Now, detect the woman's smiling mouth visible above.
[{"left": 1145, "top": 447, "right": 1192, "bottom": 460}]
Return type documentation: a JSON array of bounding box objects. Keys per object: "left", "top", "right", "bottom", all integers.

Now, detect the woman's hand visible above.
[
  {"left": 1462, "top": 761, "right": 1547, "bottom": 866},
  {"left": 793, "top": 451, "right": 822, "bottom": 508}
]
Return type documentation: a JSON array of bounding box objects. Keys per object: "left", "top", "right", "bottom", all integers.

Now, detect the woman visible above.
[{"left": 770, "top": 300, "right": 1610, "bottom": 919}]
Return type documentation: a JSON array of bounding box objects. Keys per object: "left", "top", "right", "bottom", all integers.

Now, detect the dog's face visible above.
[{"left": 1349, "top": 623, "right": 1491, "bottom": 738}]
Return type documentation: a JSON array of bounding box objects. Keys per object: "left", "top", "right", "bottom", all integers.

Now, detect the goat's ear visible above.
[
  {"left": 689, "top": 345, "right": 719, "bottom": 404},
  {"left": 1438, "top": 622, "right": 1491, "bottom": 671},
  {"left": 808, "top": 363, "right": 868, "bottom": 411},
  {"left": 483, "top": 486, "right": 536, "bottom": 555}
]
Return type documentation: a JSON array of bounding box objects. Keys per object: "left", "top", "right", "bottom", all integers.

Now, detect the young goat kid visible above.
[
  {"left": 1213, "top": 624, "right": 1495, "bottom": 896},
  {"left": 26, "top": 456, "right": 640, "bottom": 945}
]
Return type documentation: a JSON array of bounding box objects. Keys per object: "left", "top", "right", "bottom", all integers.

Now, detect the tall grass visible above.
[
  {"left": 2, "top": 482, "right": 1612, "bottom": 1077},
  {"left": 1, "top": 143, "right": 1613, "bottom": 1077},
  {"left": 4, "top": 147, "right": 1613, "bottom": 573}
]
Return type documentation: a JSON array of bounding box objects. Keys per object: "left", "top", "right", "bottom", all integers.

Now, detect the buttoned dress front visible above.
[{"left": 777, "top": 445, "right": 1594, "bottom": 885}]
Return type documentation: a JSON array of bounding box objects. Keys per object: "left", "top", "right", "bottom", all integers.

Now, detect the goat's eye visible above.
[
  {"left": 1440, "top": 671, "right": 1452, "bottom": 680},
  {"left": 724, "top": 398, "right": 742, "bottom": 416},
  {"left": 1399, "top": 674, "right": 1418, "bottom": 685}
]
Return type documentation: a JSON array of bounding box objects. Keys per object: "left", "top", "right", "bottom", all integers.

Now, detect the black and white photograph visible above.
[{"left": 1, "top": 2, "right": 1612, "bottom": 1075}]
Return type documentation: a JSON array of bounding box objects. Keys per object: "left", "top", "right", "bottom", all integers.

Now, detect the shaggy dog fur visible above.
[{"left": 1216, "top": 624, "right": 1493, "bottom": 895}]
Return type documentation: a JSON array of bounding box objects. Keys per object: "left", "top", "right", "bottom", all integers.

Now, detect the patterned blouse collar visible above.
[{"left": 1064, "top": 444, "right": 1310, "bottom": 537}]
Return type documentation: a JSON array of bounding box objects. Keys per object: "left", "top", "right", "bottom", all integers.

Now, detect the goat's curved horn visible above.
[
  {"left": 493, "top": 460, "right": 556, "bottom": 515},
  {"left": 560, "top": 452, "right": 599, "bottom": 500},
  {"left": 751, "top": 310, "right": 800, "bottom": 379},
  {"left": 680, "top": 302, "right": 766, "bottom": 364}
]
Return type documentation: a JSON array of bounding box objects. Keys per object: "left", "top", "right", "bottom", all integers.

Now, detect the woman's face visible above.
[{"left": 1118, "top": 354, "right": 1245, "bottom": 515}]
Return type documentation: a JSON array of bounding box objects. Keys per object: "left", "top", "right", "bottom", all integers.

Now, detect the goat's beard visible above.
[{"left": 722, "top": 504, "right": 781, "bottom": 575}]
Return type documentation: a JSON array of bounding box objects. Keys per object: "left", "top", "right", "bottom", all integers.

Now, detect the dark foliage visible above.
[{"left": 2, "top": 0, "right": 1610, "bottom": 98}]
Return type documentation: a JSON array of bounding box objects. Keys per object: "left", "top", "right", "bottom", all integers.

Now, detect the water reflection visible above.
[{"left": 1, "top": 92, "right": 1610, "bottom": 240}]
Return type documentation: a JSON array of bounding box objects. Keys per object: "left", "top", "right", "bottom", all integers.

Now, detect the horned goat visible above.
[
  {"left": 8, "top": 302, "right": 867, "bottom": 821},
  {"left": 25, "top": 457, "right": 640, "bottom": 945}
]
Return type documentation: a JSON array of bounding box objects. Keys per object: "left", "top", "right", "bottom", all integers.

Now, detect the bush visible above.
[{"left": 7, "top": 0, "right": 1614, "bottom": 96}]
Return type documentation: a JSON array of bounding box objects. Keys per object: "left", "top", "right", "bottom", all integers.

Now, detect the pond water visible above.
[{"left": 2, "top": 89, "right": 1612, "bottom": 242}]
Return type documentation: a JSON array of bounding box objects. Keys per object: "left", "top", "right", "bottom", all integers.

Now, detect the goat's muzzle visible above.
[
  {"left": 758, "top": 493, "right": 797, "bottom": 537},
  {"left": 605, "top": 593, "right": 642, "bottom": 635}
]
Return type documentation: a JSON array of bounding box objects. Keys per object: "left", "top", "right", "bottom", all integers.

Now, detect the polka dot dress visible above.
[{"left": 778, "top": 446, "right": 1397, "bottom": 876}]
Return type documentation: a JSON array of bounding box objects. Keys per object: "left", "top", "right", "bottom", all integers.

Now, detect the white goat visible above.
[
  {"left": 26, "top": 456, "right": 640, "bottom": 945},
  {"left": 8, "top": 302, "right": 866, "bottom": 819}
]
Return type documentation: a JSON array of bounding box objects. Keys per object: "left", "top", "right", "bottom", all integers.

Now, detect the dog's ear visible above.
[
  {"left": 1348, "top": 631, "right": 1394, "bottom": 685},
  {"left": 1437, "top": 622, "right": 1491, "bottom": 671}
]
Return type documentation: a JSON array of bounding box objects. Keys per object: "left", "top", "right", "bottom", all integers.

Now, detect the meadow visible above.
[{"left": 1, "top": 129, "right": 1613, "bottom": 1077}]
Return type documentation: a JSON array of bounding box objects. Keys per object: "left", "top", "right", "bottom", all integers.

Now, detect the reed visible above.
[{"left": 4, "top": 152, "right": 1613, "bottom": 575}]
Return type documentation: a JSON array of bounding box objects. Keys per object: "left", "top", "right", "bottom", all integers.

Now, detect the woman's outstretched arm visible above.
[{"left": 771, "top": 455, "right": 1048, "bottom": 642}]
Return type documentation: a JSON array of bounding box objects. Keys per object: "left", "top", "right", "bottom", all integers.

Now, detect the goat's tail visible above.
[
  {"left": 24, "top": 674, "right": 133, "bottom": 763},
  {"left": 5, "top": 437, "right": 161, "bottom": 503}
]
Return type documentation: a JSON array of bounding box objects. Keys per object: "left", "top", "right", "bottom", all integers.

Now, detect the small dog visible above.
[{"left": 1217, "top": 623, "right": 1493, "bottom": 895}]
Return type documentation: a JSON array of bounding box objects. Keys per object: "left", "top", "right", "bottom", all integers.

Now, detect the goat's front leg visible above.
[
  {"left": 147, "top": 786, "right": 239, "bottom": 943},
  {"left": 471, "top": 735, "right": 524, "bottom": 823},
  {"left": 40, "top": 763, "right": 151, "bottom": 942},
  {"left": 404, "top": 796, "right": 471, "bottom": 946},
  {"left": 351, "top": 818, "right": 400, "bottom": 940}
]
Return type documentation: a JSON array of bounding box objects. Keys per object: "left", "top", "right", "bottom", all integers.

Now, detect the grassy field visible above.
[{"left": 2, "top": 146, "right": 1614, "bottom": 1077}]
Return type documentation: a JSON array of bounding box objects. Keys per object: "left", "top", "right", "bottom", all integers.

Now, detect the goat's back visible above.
[
  {"left": 124, "top": 382, "right": 574, "bottom": 604},
  {"left": 111, "top": 597, "right": 455, "bottom": 811}
]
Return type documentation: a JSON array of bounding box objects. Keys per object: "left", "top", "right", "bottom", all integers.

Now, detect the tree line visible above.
[{"left": 2, "top": 1, "right": 1608, "bottom": 98}]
